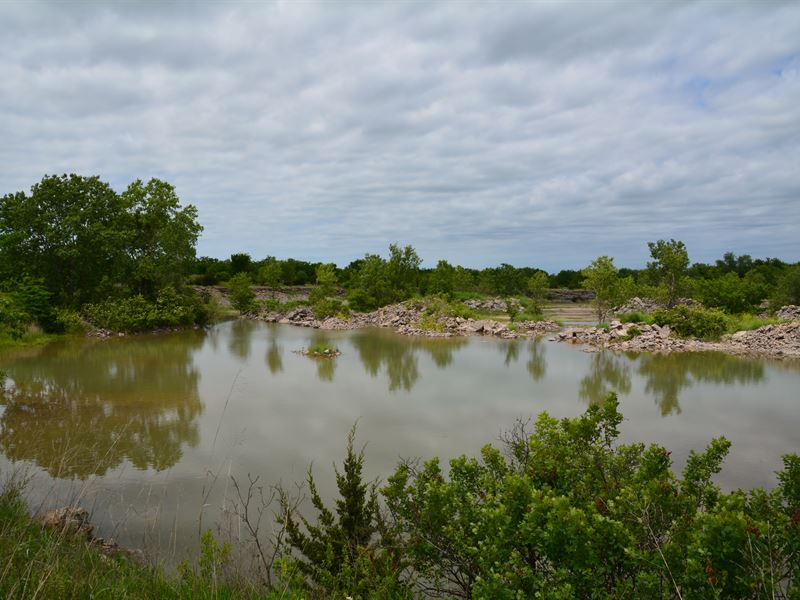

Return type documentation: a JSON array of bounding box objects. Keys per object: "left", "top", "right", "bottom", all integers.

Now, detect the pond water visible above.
[{"left": 1, "top": 320, "right": 798, "bottom": 559}]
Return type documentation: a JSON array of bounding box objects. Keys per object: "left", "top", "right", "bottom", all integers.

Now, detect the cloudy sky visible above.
[{"left": 1, "top": 1, "right": 798, "bottom": 270}]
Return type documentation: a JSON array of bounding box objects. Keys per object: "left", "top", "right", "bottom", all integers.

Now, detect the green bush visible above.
[
  {"left": 228, "top": 272, "right": 256, "bottom": 313},
  {"left": 84, "top": 287, "right": 212, "bottom": 332},
  {"left": 618, "top": 311, "right": 653, "bottom": 324},
  {"left": 346, "top": 287, "right": 378, "bottom": 312},
  {"left": 383, "top": 394, "right": 800, "bottom": 599},
  {"left": 0, "top": 293, "right": 30, "bottom": 339},
  {"left": 313, "top": 297, "right": 347, "bottom": 320},
  {"left": 652, "top": 305, "right": 729, "bottom": 340}
]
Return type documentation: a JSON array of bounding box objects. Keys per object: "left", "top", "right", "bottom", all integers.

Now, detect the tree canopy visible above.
[{"left": 0, "top": 174, "right": 201, "bottom": 306}]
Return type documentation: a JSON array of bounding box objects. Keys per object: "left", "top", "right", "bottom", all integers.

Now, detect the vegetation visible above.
[
  {"left": 652, "top": 305, "right": 729, "bottom": 340},
  {"left": 0, "top": 174, "right": 206, "bottom": 338},
  {"left": 647, "top": 239, "right": 689, "bottom": 307},
  {"left": 582, "top": 256, "right": 624, "bottom": 322}
]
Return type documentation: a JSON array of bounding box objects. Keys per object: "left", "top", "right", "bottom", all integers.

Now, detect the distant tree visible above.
[
  {"left": 428, "top": 260, "right": 456, "bottom": 296},
  {"left": 527, "top": 271, "right": 550, "bottom": 313},
  {"left": 647, "top": 239, "right": 689, "bottom": 307},
  {"left": 386, "top": 243, "right": 421, "bottom": 300},
  {"left": 582, "top": 256, "right": 621, "bottom": 322},
  {"left": 228, "top": 272, "right": 255, "bottom": 313},
  {"left": 229, "top": 253, "right": 252, "bottom": 275},
  {"left": 772, "top": 264, "right": 800, "bottom": 308},
  {"left": 259, "top": 259, "right": 283, "bottom": 294}
]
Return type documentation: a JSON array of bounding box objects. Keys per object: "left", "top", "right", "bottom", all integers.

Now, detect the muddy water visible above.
[{"left": 0, "top": 320, "right": 798, "bottom": 560}]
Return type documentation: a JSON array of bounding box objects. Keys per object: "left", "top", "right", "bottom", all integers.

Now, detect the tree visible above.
[
  {"left": 582, "top": 256, "right": 621, "bottom": 322},
  {"left": 647, "top": 239, "right": 689, "bottom": 307},
  {"left": 0, "top": 174, "right": 128, "bottom": 304},
  {"left": 121, "top": 178, "right": 202, "bottom": 299},
  {"left": 229, "top": 253, "right": 252, "bottom": 275},
  {"left": 0, "top": 175, "right": 202, "bottom": 306},
  {"left": 386, "top": 243, "right": 421, "bottom": 301},
  {"left": 526, "top": 271, "right": 550, "bottom": 313},
  {"left": 228, "top": 273, "right": 255, "bottom": 313},
  {"left": 259, "top": 259, "right": 283, "bottom": 293},
  {"left": 428, "top": 260, "right": 455, "bottom": 296},
  {"left": 281, "top": 426, "right": 408, "bottom": 598}
]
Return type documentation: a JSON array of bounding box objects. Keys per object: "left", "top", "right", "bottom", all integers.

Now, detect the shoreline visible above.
[{"left": 244, "top": 301, "right": 800, "bottom": 360}]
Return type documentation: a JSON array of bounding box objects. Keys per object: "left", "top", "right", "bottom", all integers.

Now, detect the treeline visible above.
[
  {"left": 197, "top": 241, "right": 799, "bottom": 317},
  {"left": 0, "top": 174, "right": 212, "bottom": 340},
  {"left": 190, "top": 250, "right": 579, "bottom": 297}
]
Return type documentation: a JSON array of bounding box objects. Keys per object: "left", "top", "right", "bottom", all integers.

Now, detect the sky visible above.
[{"left": 1, "top": 1, "right": 798, "bottom": 271}]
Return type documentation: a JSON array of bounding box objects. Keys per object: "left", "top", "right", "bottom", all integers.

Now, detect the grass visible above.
[
  {"left": 725, "top": 313, "right": 778, "bottom": 334},
  {"left": 0, "top": 480, "right": 303, "bottom": 599},
  {"left": 305, "top": 342, "right": 339, "bottom": 356}
]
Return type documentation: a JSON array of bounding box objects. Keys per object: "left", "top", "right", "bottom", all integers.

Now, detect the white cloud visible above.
[{"left": 0, "top": 1, "right": 798, "bottom": 269}]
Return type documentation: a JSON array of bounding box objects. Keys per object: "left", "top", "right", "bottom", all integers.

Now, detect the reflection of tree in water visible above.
[
  {"left": 637, "top": 351, "right": 765, "bottom": 416},
  {"left": 500, "top": 339, "right": 546, "bottom": 381},
  {"left": 228, "top": 319, "right": 254, "bottom": 361},
  {"left": 351, "top": 331, "right": 466, "bottom": 392},
  {"left": 0, "top": 332, "right": 205, "bottom": 479},
  {"left": 526, "top": 339, "right": 547, "bottom": 382},
  {"left": 309, "top": 331, "right": 337, "bottom": 382},
  {"left": 579, "top": 352, "right": 632, "bottom": 405},
  {"left": 503, "top": 341, "right": 520, "bottom": 367},
  {"left": 265, "top": 326, "right": 283, "bottom": 375}
]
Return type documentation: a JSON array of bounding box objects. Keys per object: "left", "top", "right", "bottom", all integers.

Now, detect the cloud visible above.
[{"left": 0, "top": 1, "right": 798, "bottom": 269}]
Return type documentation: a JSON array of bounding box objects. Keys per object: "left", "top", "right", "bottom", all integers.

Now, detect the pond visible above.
[{"left": 1, "top": 320, "right": 798, "bottom": 559}]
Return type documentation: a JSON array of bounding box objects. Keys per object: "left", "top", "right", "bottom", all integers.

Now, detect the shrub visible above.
[
  {"left": 228, "top": 272, "right": 256, "bottom": 313},
  {"left": 0, "top": 293, "right": 30, "bottom": 339},
  {"left": 383, "top": 394, "right": 800, "bottom": 599},
  {"left": 618, "top": 311, "right": 652, "bottom": 324},
  {"left": 313, "top": 297, "right": 347, "bottom": 320},
  {"left": 652, "top": 305, "right": 728, "bottom": 340},
  {"left": 83, "top": 287, "right": 212, "bottom": 332}
]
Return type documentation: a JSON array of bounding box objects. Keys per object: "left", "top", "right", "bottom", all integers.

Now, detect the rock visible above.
[
  {"left": 38, "top": 507, "right": 93, "bottom": 537},
  {"left": 776, "top": 305, "right": 800, "bottom": 321}
]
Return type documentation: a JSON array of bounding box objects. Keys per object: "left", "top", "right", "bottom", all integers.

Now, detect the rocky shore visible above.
[
  {"left": 248, "top": 301, "right": 560, "bottom": 340},
  {"left": 556, "top": 318, "right": 800, "bottom": 359},
  {"left": 241, "top": 294, "right": 800, "bottom": 359}
]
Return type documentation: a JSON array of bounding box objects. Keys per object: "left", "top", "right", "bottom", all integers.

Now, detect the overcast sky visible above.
[{"left": 1, "top": 1, "right": 798, "bottom": 270}]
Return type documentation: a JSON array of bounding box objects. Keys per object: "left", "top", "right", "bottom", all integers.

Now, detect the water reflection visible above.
[
  {"left": 0, "top": 332, "right": 205, "bottom": 478},
  {"left": 350, "top": 331, "right": 467, "bottom": 392},
  {"left": 579, "top": 352, "right": 632, "bottom": 405},
  {"left": 228, "top": 319, "right": 254, "bottom": 361},
  {"left": 309, "top": 332, "right": 337, "bottom": 382},
  {"left": 526, "top": 339, "right": 547, "bottom": 382},
  {"left": 636, "top": 351, "right": 765, "bottom": 416}
]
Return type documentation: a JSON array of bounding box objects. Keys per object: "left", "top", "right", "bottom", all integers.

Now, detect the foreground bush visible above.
[{"left": 383, "top": 395, "right": 799, "bottom": 599}]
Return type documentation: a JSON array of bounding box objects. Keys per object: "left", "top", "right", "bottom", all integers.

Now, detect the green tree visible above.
[
  {"left": 228, "top": 273, "right": 255, "bottom": 313},
  {"left": 772, "top": 264, "right": 800, "bottom": 308},
  {"left": 582, "top": 256, "right": 622, "bottom": 322},
  {"left": 229, "top": 253, "right": 252, "bottom": 275},
  {"left": 121, "top": 178, "right": 202, "bottom": 299},
  {"left": 259, "top": 259, "right": 283, "bottom": 296},
  {"left": 0, "top": 174, "right": 128, "bottom": 304},
  {"left": 526, "top": 270, "right": 550, "bottom": 313},
  {"left": 647, "top": 239, "right": 689, "bottom": 307},
  {"left": 282, "top": 426, "right": 409, "bottom": 598},
  {"left": 428, "top": 260, "right": 455, "bottom": 296},
  {"left": 386, "top": 243, "right": 421, "bottom": 300}
]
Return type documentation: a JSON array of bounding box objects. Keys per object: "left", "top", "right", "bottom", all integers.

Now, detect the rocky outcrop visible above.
[
  {"left": 613, "top": 297, "right": 703, "bottom": 315},
  {"left": 462, "top": 298, "right": 522, "bottom": 312},
  {"left": 776, "top": 305, "right": 800, "bottom": 321},
  {"left": 727, "top": 322, "right": 800, "bottom": 358},
  {"left": 555, "top": 319, "right": 800, "bottom": 359},
  {"left": 545, "top": 289, "right": 595, "bottom": 302}
]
